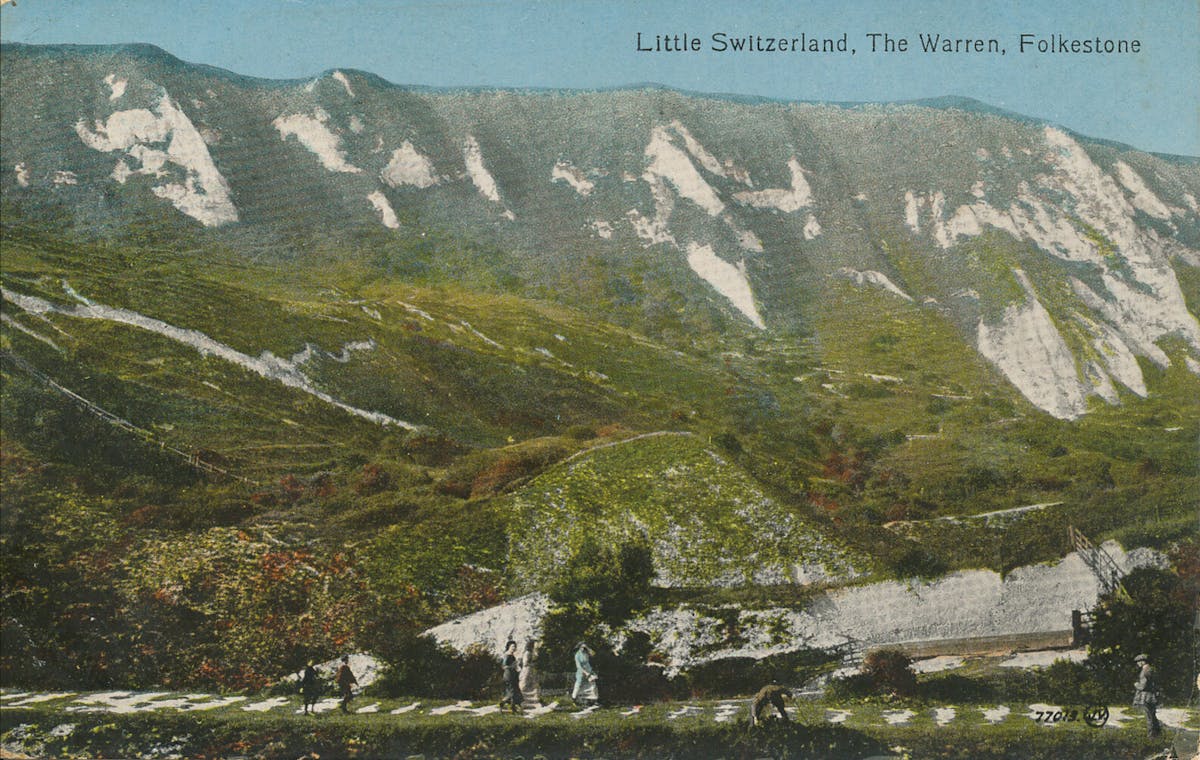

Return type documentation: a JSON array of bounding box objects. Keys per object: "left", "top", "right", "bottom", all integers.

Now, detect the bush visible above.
[
  {"left": 375, "top": 635, "right": 499, "bottom": 699},
  {"left": 889, "top": 546, "right": 949, "bottom": 579},
  {"left": 1086, "top": 562, "right": 1197, "bottom": 700},
  {"left": 681, "top": 647, "right": 839, "bottom": 698},
  {"left": 861, "top": 648, "right": 917, "bottom": 698}
]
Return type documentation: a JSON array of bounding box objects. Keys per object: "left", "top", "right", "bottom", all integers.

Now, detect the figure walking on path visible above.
[
  {"left": 572, "top": 642, "right": 599, "bottom": 707},
  {"left": 1132, "top": 653, "right": 1163, "bottom": 738},
  {"left": 749, "top": 683, "right": 792, "bottom": 728},
  {"left": 300, "top": 661, "right": 320, "bottom": 714},
  {"left": 336, "top": 655, "right": 358, "bottom": 714},
  {"left": 499, "top": 640, "right": 524, "bottom": 713},
  {"left": 519, "top": 640, "right": 542, "bottom": 706}
]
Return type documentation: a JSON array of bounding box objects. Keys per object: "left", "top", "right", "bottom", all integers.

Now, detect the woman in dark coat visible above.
[
  {"left": 498, "top": 640, "right": 524, "bottom": 713},
  {"left": 300, "top": 662, "right": 320, "bottom": 714}
]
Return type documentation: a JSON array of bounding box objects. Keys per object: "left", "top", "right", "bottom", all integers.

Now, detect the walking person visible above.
[
  {"left": 336, "top": 655, "right": 358, "bottom": 714},
  {"left": 1132, "top": 653, "right": 1163, "bottom": 738},
  {"left": 300, "top": 661, "right": 321, "bottom": 714},
  {"left": 518, "top": 640, "right": 542, "bottom": 706},
  {"left": 572, "top": 642, "right": 599, "bottom": 707},
  {"left": 498, "top": 640, "right": 524, "bottom": 713}
]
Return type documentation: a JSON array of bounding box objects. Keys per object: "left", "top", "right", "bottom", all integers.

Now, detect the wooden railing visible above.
[{"left": 1068, "top": 525, "right": 1130, "bottom": 602}]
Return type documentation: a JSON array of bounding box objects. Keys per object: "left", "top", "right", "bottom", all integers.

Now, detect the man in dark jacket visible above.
[
  {"left": 1132, "top": 653, "right": 1162, "bottom": 738},
  {"left": 336, "top": 656, "right": 358, "bottom": 714}
]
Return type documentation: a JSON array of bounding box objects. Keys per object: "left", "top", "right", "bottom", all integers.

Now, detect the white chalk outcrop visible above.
[
  {"left": 367, "top": 190, "right": 399, "bottom": 229},
  {"left": 463, "top": 135, "right": 514, "bottom": 218},
  {"left": 976, "top": 270, "right": 1088, "bottom": 420},
  {"left": 104, "top": 74, "right": 127, "bottom": 101},
  {"left": 1113, "top": 161, "right": 1171, "bottom": 220},
  {"left": 834, "top": 268, "right": 913, "bottom": 301},
  {"left": 626, "top": 175, "right": 676, "bottom": 247},
  {"left": 687, "top": 243, "right": 764, "bottom": 328},
  {"left": 75, "top": 91, "right": 238, "bottom": 226},
  {"left": 643, "top": 125, "right": 724, "bottom": 216},
  {"left": 551, "top": 161, "right": 594, "bottom": 196},
  {"left": 273, "top": 109, "right": 362, "bottom": 174},
  {"left": 905, "top": 127, "right": 1200, "bottom": 416},
  {"left": 331, "top": 70, "right": 355, "bottom": 98},
  {"left": 425, "top": 594, "right": 549, "bottom": 656},
  {"left": 734, "top": 157, "right": 815, "bottom": 214},
  {"left": 426, "top": 542, "right": 1162, "bottom": 677},
  {"left": 381, "top": 141, "right": 438, "bottom": 188}
]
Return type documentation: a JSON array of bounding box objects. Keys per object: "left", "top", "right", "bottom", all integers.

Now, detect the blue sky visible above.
[{"left": 2, "top": 0, "right": 1197, "bottom": 155}]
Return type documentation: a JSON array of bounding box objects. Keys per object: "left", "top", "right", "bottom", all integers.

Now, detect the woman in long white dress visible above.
[
  {"left": 518, "top": 640, "right": 541, "bottom": 705},
  {"left": 572, "top": 642, "right": 599, "bottom": 706}
]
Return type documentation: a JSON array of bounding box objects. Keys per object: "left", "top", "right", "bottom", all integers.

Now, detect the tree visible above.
[
  {"left": 540, "top": 538, "right": 654, "bottom": 669},
  {"left": 1087, "top": 563, "right": 1197, "bottom": 700}
]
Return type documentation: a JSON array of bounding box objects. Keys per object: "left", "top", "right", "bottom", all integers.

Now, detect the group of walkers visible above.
[
  {"left": 499, "top": 640, "right": 599, "bottom": 713},
  {"left": 299, "top": 655, "right": 359, "bottom": 714},
  {"left": 293, "top": 648, "right": 1167, "bottom": 739}
]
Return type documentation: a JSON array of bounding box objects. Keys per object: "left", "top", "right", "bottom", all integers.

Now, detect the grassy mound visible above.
[{"left": 505, "top": 433, "right": 867, "bottom": 588}]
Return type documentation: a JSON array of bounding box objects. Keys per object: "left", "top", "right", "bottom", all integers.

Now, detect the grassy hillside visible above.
[
  {"left": 505, "top": 432, "right": 867, "bottom": 589},
  {"left": 2, "top": 43, "right": 1198, "bottom": 694}
]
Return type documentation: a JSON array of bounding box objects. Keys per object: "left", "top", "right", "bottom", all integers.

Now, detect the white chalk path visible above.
[
  {"left": 67, "top": 691, "right": 169, "bottom": 713},
  {"left": 1025, "top": 703, "right": 1063, "bottom": 728},
  {"left": 182, "top": 696, "right": 246, "bottom": 711},
  {"left": 912, "top": 656, "right": 964, "bottom": 674},
  {"left": 981, "top": 706, "right": 1010, "bottom": 724},
  {"left": 882, "top": 709, "right": 916, "bottom": 726},
  {"left": 4, "top": 693, "right": 74, "bottom": 706},
  {"left": 933, "top": 707, "right": 956, "bottom": 726},
  {"left": 667, "top": 704, "right": 704, "bottom": 720},
  {"left": 826, "top": 709, "right": 852, "bottom": 724},
  {"left": 5, "top": 690, "right": 1196, "bottom": 731},
  {"left": 468, "top": 705, "right": 502, "bottom": 716},
  {"left": 713, "top": 701, "right": 744, "bottom": 723},
  {"left": 1104, "top": 706, "right": 1132, "bottom": 729},
  {"left": 299, "top": 698, "right": 342, "bottom": 714},
  {"left": 999, "top": 649, "right": 1088, "bottom": 668},
  {"left": 522, "top": 700, "right": 559, "bottom": 719},
  {"left": 1160, "top": 708, "right": 1197, "bottom": 730}
]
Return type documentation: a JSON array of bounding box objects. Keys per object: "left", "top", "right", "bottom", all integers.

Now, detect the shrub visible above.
[
  {"left": 400, "top": 433, "right": 468, "bottom": 467},
  {"left": 889, "top": 546, "right": 949, "bottom": 579},
  {"left": 375, "top": 635, "right": 498, "bottom": 699},
  {"left": 541, "top": 539, "right": 655, "bottom": 673},
  {"left": 1086, "top": 562, "right": 1197, "bottom": 700},
  {"left": 355, "top": 463, "right": 392, "bottom": 495},
  {"left": 682, "top": 647, "right": 839, "bottom": 698},
  {"left": 861, "top": 648, "right": 917, "bottom": 697}
]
